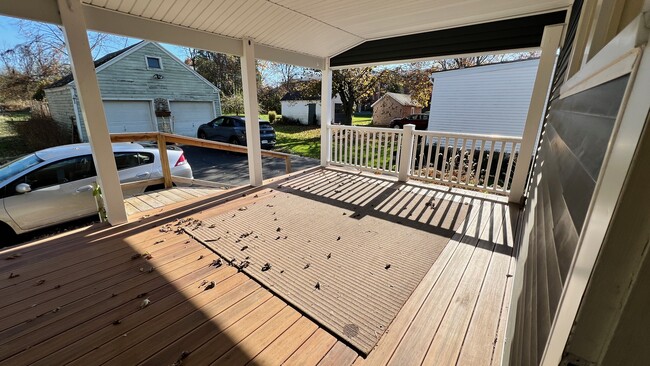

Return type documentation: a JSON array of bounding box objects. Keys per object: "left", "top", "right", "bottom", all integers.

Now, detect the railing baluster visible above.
[
  {"left": 370, "top": 131, "right": 377, "bottom": 169},
  {"left": 381, "top": 132, "right": 388, "bottom": 171},
  {"left": 465, "top": 138, "right": 478, "bottom": 186},
  {"left": 440, "top": 137, "right": 450, "bottom": 182},
  {"left": 492, "top": 140, "right": 506, "bottom": 192},
  {"left": 375, "top": 132, "right": 381, "bottom": 170},
  {"left": 483, "top": 139, "right": 496, "bottom": 189},
  {"left": 365, "top": 131, "right": 371, "bottom": 168},
  {"left": 388, "top": 132, "right": 395, "bottom": 172},
  {"left": 395, "top": 132, "right": 402, "bottom": 172},
  {"left": 353, "top": 129, "right": 357, "bottom": 166},
  {"left": 451, "top": 137, "right": 461, "bottom": 183},
  {"left": 474, "top": 140, "right": 485, "bottom": 187},
  {"left": 431, "top": 136, "right": 441, "bottom": 181},
  {"left": 417, "top": 135, "right": 426, "bottom": 178},
  {"left": 410, "top": 135, "right": 419, "bottom": 176},
  {"left": 503, "top": 142, "right": 517, "bottom": 192},
  {"left": 332, "top": 129, "right": 341, "bottom": 163},
  {"left": 339, "top": 129, "right": 344, "bottom": 164},
  {"left": 424, "top": 136, "right": 434, "bottom": 180}
]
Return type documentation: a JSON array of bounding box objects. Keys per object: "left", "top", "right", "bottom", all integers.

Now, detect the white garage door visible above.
[
  {"left": 170, "top": 101, "right": 215, "bottom": 137},
  {"left": 103, "top": 100, "right": 155, "bottom": 133}
]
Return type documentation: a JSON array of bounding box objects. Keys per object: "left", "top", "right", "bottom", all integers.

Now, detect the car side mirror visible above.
[{"left": 15, "top": 183, "right": 31, "bottom": 194}]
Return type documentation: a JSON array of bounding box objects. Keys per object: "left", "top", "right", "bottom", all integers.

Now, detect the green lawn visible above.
[
  {"left": 273, "top": 113, "right": 374, "bottom": 159},
  {"left": 0, "top": 112, "right": 30, "bottom": 162},
  {"left": 352, "top": 114, "right": 372, "bottom": 126},
  {"left": 224, "top": 112, "right": 374, "bottom": 159}
]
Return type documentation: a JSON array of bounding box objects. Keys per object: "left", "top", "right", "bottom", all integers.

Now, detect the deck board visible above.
[{"left": 0, "top": 167, "right": 517, "bottom": 365}]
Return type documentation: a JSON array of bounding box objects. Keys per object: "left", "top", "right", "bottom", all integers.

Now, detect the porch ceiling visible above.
[{"left": 2, "top": 0, "right": 570, "bottom": 68}]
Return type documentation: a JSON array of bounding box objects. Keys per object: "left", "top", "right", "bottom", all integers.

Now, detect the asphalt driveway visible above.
[{"left": 180, "top": 145, "right": 319, "bottom": 186}]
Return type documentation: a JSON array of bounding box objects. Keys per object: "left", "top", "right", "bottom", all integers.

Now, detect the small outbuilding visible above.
[
  {"left": 280, "top": 91, "right": 342, "bottom": 125},
  {"left": 45, "top": 41, "right": 221, "bottom": 141},
  {"left": 371, "top": 92, "right": 423, "bottom": 126}
]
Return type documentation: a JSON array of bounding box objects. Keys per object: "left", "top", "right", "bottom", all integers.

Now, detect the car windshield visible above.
[{"left": 0, "top": 154, "right": 43, "bottom": 184}]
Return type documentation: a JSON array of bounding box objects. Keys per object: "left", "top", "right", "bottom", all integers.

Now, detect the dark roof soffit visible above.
[{"left": 331, "top": 11, "right": 566, "bottom": 68}]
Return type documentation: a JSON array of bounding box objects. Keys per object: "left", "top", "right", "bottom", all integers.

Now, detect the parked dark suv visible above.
[
  {"left": 197, "top": 116, "right": 276, "bottom": 149},
  {"left": 389, "top": 113, "right": 430, "bottom": 130}
]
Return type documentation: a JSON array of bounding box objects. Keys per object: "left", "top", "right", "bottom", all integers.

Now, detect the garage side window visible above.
[
  {"left": 23, "top": 155, "right": 96, "bottom": 190},
  {"left": 114, "top": 152, "right": 155, "bottom": 170}
]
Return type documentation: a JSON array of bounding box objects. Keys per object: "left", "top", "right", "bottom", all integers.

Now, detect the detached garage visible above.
[{"left": 45, "top": 41, "right": 221, "bottom": 141}]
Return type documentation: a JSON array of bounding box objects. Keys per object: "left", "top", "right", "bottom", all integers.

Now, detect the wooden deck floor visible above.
[
  {"left": 124, "top": 186, "right": 224, "bottom": 215},
  {"left": 0, "top": 167, "right": 518, "bottom": 365}
]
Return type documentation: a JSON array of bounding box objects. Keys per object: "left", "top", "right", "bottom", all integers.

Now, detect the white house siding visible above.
[
  {"left": 427, "top": 59, "right": 539, "bottom": 138},
  {"left": 63, "top": 42, "right": 221, "bottom": 141},
  {"left": 281, "top": 100, "right": 320, "bottom": 125},
  {"left": 281, "top": 95, "right": 342, "bottom": 125},
  {"left": 44, "top": 87, "right": 77, "bottom": 133}
]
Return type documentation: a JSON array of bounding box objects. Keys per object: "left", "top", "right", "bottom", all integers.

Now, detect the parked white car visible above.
[{"left": 0, "top": 142, "right": 193, "bottom": 238}]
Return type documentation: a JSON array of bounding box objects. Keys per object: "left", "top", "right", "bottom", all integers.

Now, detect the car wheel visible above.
[
  {"left": 0, "top": 222, "right": 17, "bottom": 247},
  {"left": 393, "top": 125, "right": 401, "bottom": 129},
  {"left": 198, "top": 131, "right": 207, "bottom": 139}
]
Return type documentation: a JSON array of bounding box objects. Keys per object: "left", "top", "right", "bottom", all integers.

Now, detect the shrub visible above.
[
  {"left": 15, "top": 116, "right": 71, "bottom": 152},
  {"left": 277, "top": 116, "right": 301, "bottom": 125},
  {"left": 268, "top": 111, "right": 276, "bottom": 123}
]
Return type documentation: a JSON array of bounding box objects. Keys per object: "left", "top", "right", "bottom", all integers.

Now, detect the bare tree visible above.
[{"left": 18, "top": 20, "right": 128, "bottom": 62}]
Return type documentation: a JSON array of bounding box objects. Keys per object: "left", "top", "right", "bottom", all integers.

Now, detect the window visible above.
[
  {"left": 210, "top": 117, "right": 225, "bottom": 127},
  {"left": 0, "top": 154, "right": 43, "bottom": 184},
  {"left": 221, "top": 118, "right": 234, "bottom": 127},
  {"left": 22, "top": 155, "right": 96, "bottom": 190},
  {"left": 114, "top": 152, "right": 154, "bottom": 170},
  {"left": 146, "top": 56, "right": 162, "bottom": 70}
]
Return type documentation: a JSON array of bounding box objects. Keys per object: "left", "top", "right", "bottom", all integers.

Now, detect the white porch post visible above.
[
  {"left": 57, "top": 0, "right": 127, "bottom": 225},
  {"left": 240, "top": 38, "right": 263, "bottom": 186},
  {"left": 320, "top": 58, "right": 333, "bottom": 166},
  {"left": 508, "top": 24, "right": 564, "bottom": 204},
  {"left": 398, "top": 124, "right": 416, "bottom": 182}
]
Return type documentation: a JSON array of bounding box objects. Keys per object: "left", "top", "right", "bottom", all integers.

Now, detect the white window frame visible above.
[{"left": 144, "top": 55, "right": 163, "bottom": 70}]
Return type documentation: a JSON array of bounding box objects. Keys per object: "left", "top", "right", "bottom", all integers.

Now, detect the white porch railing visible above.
[
  {"left": 328, "top": 124, "right": 522, "bottom": 195},
  {"left": 329, "top": 125, "right": 403, "bottom": 175}
]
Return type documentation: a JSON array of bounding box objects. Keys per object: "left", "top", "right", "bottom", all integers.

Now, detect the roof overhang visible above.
[
  {"left": 331, "top": 11, "right": 567, "bottom": 68},
  {"left": 1, "top": 0, "right": 570, "bottom": 70}
]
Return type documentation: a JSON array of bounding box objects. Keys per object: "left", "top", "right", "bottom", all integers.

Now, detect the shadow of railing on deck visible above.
[{"left": 272, "top": 168, "right": 516, "bottom": 257}]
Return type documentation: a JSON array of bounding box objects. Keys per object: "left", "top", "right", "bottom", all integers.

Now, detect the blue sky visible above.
[{"left": 0, "top": 15, "right": 188, "bottom": 61}]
